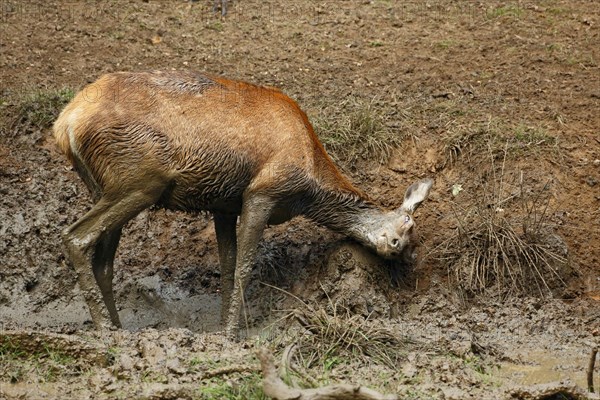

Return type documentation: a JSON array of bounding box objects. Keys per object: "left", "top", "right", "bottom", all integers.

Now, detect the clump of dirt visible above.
[
  {"left": 1, "top": 328, "right": 256, "bottom": 400},
  {"left": 294, "top": 242, "right": 412, "bottom": 319},
  {"left": 4, "top": 294, "right": 596, "bottom": 399}
]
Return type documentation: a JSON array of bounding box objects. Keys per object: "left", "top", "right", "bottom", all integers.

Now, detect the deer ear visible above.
[{"left": 400, "top": 178, "right": 433, "bottom": 213}]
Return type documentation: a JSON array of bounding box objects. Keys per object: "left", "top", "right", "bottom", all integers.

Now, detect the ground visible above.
[{"left": 0, "top": 1, "right": 599, "bottom": 399}]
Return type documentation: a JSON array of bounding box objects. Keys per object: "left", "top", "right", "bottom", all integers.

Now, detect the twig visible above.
[
  {"left": 257, "top": 347, "right": 398, "bottom": 400},
  {"left": 281, "top": 343, "right": 320, "bottom": 388}
]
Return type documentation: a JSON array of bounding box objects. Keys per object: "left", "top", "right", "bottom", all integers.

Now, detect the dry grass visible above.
[
  {"left": 441, "top": 117, "right": 560, "bottom": 168},
  {"left": 311, "top": 95, "right": 409, "bottom": 165},
  {"left": 287, "top": 301, "right": 414, "bottom": 372},
  {"left": 432, "top": 145, "right": 572, "bottom": 298}
]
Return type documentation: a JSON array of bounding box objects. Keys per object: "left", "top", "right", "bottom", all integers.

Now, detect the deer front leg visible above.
[
  {"left": 224, "top": 194, "right": 274, "bottom": 339},
  {"left": 214, "top": 213, "right": 237, "bottom": 325}
]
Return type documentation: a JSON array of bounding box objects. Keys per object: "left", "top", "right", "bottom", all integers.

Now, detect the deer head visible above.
[{"left": 367, "top": 178, "right": 433, "bottom": 261}]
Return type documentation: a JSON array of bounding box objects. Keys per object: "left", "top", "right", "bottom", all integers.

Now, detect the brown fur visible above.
[
  {"left": 53, "top": 71, "right": 432, "bottom": 337},
  {"left": 55, "top": 71, "right": 363, "bottom": 215}
]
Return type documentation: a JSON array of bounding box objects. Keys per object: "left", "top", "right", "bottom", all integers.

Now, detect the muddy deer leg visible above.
[
  {"left": 63, "top": 200, "right": 114, "bottom": 329},
  {"left": 63, "top": 190, "right": 161, "bottom": 329},
  {"left": 92, "top": 228, "right": 122, "bottom": 327},
  {"left": 214, "top": 213, "right": 237, "bottom": 325},
  {"left": 225, "top": 194, "right": 274, "bottom": 339}
]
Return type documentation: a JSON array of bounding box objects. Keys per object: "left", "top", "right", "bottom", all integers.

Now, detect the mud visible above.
[
  {"left": 1, "top": 0, "right": 599, "bottom": 399},
  {"left": 1, "top": 295, "right": 597, "bottom": 399}
]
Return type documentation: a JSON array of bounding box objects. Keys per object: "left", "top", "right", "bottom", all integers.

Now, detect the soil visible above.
[{"left": 0, "top": 1, "right": 599, "bottom": 399}]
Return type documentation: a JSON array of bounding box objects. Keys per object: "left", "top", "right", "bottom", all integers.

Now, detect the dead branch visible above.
[
  {"left": 257, "top": 347, "right": 398, "bottom": 400},
  {"left": 281, "top": 343, "right": 320, "bottom": 388}
]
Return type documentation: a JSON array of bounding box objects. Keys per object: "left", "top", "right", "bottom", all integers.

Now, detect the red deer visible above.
[{"left": 53, "top": 71, "right": 433, "bottom": 338}]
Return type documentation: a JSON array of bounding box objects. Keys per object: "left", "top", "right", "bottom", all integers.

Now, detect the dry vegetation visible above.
[
  {"left": 432, "top": 151, "right": 573, "bottom": 298},
  {"left": 1, "top": 88, "right": 74, "bottom": 135},
  {"left": 313, "top": 95, "right": 409, "bottom": 165},
  {"left": 291, "top": 303, "right": 411, "bottom": 371}
]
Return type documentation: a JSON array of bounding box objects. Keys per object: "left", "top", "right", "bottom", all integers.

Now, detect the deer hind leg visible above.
[
  {"left": 225, "top": 193, "right": 275, "bottom": 339},
  {"left": 214, "top": 213, "right": 237, "bottom": 325},
  {"left": 92, "top": 228, "right": 122, "bottom": 327},
  {"left": 62, "top": 188, "right": 163, "bottom": 329}
]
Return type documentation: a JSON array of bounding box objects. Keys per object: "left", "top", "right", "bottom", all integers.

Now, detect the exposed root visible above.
[
  {"left": 280, "top": 343, "right": 319, "bottom": 388},
  {"left": 257, "top": 347, "right": 398, "bottom": 400}
]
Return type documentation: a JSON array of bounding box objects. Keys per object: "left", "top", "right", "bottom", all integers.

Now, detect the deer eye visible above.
[{"left": 404, "top": 215, "right": 411, "bottom": 224}]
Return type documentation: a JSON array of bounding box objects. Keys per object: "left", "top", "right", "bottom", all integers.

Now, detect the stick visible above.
[{"left": 257, "top": 347, "right": 398, "bottom": 400}]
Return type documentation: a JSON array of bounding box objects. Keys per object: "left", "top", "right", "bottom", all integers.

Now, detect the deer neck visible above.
[{"left": 303, "top": 183, "right": 387, "bottom": 250}]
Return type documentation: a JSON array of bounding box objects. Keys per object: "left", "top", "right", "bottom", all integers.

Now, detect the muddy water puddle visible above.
[
  {"left": 118, "top": 274, "right": 222, "bottom": 332},
  {"left": 1, "top": 274, "right": 222, "bottom": 332},
  {"left": 495, "top": 348, "right": 591, "bottom": 388}
]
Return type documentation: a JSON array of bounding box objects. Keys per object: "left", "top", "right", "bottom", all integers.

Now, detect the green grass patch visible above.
[
  {"left": 200, "top": 372, "right": 267, "bottom": 400},
  {"left": 0, "top": 335, "right": 82, "bottom": 383},
  {"left": 2, "top": 87, "right": 74, "bottom": 133},
  {"left": 547, "top": 7, "right": 564, "bottom": 16},
  {"left": 436, "top": 39, "right": 457, "bottom": 50},
  {"left": 186, "top": 355, "right": 223, "bottom": 373},
  {"left": 206, "top": 21, "right": 224, "bottom": 31},
  {"left": 486, "top": 5, "right": 524, "bottom": 19},
  {"left": 140, "top": 369, "right": 169, "bottom": 383},
  {"left": 546, "top": 42, "right": 562, "bottom": 53},
  {"left": 513, "top": 124, "right": 556, "bottom": 146}
]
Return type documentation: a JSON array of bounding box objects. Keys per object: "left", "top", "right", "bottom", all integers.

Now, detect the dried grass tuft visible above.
[
  {"left": 289, "top": 301, "right": 413, "bottom": 371},
  {"left": 432, "top": 144, "right": 572, "bottom": 298},
  {"left": 2, "top": 88, "right": 74, "bottom": 134},
  {"left": 311, "top": 95, "right": 408, "bottom": 165}
]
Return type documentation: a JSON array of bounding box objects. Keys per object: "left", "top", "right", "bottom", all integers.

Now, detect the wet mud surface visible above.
[{"left": 1, "top": 0, "right": 599, "bottom": 398}]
